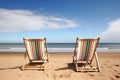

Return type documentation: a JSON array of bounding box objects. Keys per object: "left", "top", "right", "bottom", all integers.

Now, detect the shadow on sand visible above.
[{"left": 55, "top": 63, "right": 75, "bottom": 71}]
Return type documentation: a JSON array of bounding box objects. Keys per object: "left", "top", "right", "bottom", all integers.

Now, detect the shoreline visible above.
[
  {"left": 1, "top": 47, "right": 120, "bottom": 53},
  {"left": 0, "top": 52, "right": 120, "bottom": 60}
]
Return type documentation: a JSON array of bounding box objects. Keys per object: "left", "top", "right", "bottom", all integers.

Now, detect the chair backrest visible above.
[
  {"left": 23, "top": 38, "right": 47, "bottom": 60},
  {"left": 76, "top": 37, "right": 100, "bottom": 61}
]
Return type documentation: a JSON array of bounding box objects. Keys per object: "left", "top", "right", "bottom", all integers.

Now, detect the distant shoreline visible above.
[
  {"left": 0, "top": 43, "right": 120, "bottom": 52},
  {"left": 1, "top": 47, "right": 120, "bottom": 52}
]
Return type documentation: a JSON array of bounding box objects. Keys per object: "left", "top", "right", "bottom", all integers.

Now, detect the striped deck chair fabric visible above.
[
  {"left": 73, "top": 37, "right": 100, "bottom": 72},
  {"left": 25, "top": 39, "right": 46, "bottom": 60},
  {"left": 77, "top": 39, "right": 98, "bottom": 61},
  {"left": 22, "top": 38, "right": 48, "bottom": 70}
]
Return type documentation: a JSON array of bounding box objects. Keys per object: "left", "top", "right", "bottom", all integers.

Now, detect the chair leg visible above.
[
  {"left": 72, "top": 58, "right": 74, "bottom": 63},
  {"left": 89, "top": 63, "right": 93, "bottom": 68},
  {"left": 97, "top": 61, "right": 101, "bottom": 72},
  {"left": 95, "top": 52, "right": 101, "bottom": 72},
  {"left": 21, "top": 52, "right": 27, "bottom": 70},
  {"left": 75, "top": 61, "right": 78, "bottom": 72}
]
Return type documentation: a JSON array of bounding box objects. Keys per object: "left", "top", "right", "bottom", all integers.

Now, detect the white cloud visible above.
[
  {"left": 0, "top": 8, "right": 78, "bottom": 33},
  {"left": 100, "top": 18, "right": 120, "bottom": 42}
]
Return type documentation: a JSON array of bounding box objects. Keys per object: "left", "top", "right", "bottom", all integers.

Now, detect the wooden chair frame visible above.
[
  {"left": 21, "top": 38, "right": 49, "bottom": 70},
  {"left": 73, "top": 37, "right": 101, "bottom": 72}
]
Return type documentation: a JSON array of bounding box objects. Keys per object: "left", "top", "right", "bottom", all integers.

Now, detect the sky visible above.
[{"left": 0, "top": 0, "right": 120, "bottom": 43}]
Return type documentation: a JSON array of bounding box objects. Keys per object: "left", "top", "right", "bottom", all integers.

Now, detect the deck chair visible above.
[
  {"left": 22, "top": 38, "right": 49, "bottom": 70},
  {"left": 73, "top": 37, "right": 101, "bottom": 72}
]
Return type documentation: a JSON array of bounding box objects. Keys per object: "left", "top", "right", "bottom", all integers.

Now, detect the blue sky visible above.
[{"left": 0, "top": 0, "right": 120, "bottom": 43}]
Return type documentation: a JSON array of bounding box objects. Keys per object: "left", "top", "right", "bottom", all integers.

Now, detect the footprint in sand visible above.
[
  {"left": 53, "top": 74, "right": 57, "bottom": 79},
  {"left": 114, "top": 64, "right": 119, "bottom": 67},
  {"left": 88, "top": 74, "right": 95, "bottom": 77},
  {"left": 59, "top": 74, "right": 71, "bottom": 78},
  {"left": 115, "top": 74, "right": 120, "bottom": 78}
]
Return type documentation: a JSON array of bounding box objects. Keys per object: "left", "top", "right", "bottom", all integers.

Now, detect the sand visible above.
[{"left": 0, "top": 52, "right": 120, "bottom": 80}]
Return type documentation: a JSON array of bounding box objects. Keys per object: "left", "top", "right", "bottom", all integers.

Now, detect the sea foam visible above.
[{"left": 0, "top": 47, "right": 120, "bottom": 52}]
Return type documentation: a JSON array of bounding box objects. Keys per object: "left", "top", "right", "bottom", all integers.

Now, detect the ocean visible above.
[{"left": 0, "top": 43, "right": 120, "bottom": 52}]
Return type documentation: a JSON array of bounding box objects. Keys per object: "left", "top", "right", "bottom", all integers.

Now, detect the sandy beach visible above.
[{"left": 0, "top": 52, "right": 120, "bottom": 80}]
